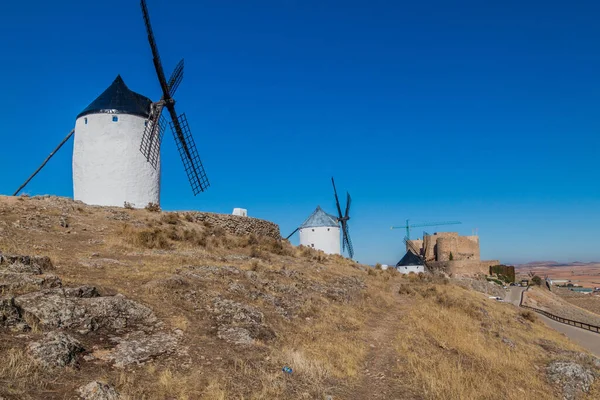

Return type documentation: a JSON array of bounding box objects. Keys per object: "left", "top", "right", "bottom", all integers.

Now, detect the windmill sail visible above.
[
  {"left": 140, "top": 0, "right": 210, "bottom": 194},
  {"left": 169, "top": 113, "right": 209, "bottom": 195},
  {"left": 331, "top": 177, "right": 354, "bottom": 259},
  {"left": 140, "top": 102, "right": 166, "bottom": 169}
]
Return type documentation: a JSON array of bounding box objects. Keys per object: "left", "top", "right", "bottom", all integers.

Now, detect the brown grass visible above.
[{"left": 0, "top": 196, "right": 597, "bottom": 400}]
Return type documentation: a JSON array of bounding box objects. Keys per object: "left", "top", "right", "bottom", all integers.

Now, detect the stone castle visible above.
[{"left": 407, "top": 232, "right": 499, "bottom": 276}]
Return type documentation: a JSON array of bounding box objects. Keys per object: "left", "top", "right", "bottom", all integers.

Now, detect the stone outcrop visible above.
[
  {"left": 210, "top": 297, "right": 275, "bottom": 344},
  {"left": 183, "top": 211, "right": 280, "bottom": 239},
  {"left": 0, "top": 253, "right": 61, "bottom": 291},
  {"left": 28, "top": 331, "right": 84, "bottom": 368},
  {"left": 14, "top": 290, "right": 157, "bottom": 334},
  {"left": 0, "top": 296, "right": 21, "bottom": 327},
  {"left": 77, "top": 381, "right": 120, "bottom": 400},
  {"left": 102, "top": 331, "right": 178, "bottom": 367},
  {"left": 547, "top": 360, "right": 596, "bottom": 400}
]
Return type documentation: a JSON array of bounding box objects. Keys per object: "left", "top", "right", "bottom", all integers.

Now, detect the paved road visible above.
[{"left": 506, "top": 287, "right": 600, "bottom": 357}]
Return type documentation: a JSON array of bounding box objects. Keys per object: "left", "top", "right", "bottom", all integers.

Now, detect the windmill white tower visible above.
[
  {"left": 287, "top": 178, "right": 354, "bottom": 258},
  {"left": 73, "top": 76, "right": 159, "bottom": 208},
  {"left": 297, "top": 206, "right": 341, "bottom": 255},
  {"left": 13, "top": 0, "right": 210, "bottom": 203}
]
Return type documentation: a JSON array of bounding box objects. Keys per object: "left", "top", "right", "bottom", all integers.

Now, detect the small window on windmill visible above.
[
  {"left": 311, "top": 244, "right": 314, "bottom": 248},
  {"left": 84, "top": 117, "right": 88, "bottom": 125},
  {"left": 145, "top": 120, "right": 148, "bottom": 127},
  {"left": 327, "top": 228, "right": 330, "bottom": 231},
  {"left": 112, "top": 116, "right": 118, "bottom": 122},
  {"left": 312, "top": 229, "right": 315, "bottom": 232}
]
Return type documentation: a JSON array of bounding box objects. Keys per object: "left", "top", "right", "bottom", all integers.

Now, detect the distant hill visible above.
[{"left": 516, "top": 261, "right": 600, "bottom": 268}]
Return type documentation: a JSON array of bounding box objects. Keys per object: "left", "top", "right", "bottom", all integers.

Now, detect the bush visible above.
[
  {"left": 161, "top": 213, "right": 180, "bottom": 225},
  {"left": 520, "top": 310, "right": 537, "bottom": 322},
  {"left": 531, "top": 275, "right": 543, "bottom": 286},
  {"left": 123, "top": 201, "right": 134, "bottom": 210},
  {"left": 374, "top": 263, "right": 382, "bottom": 270},
  {"left": 135, "top": 228, "right": 172, "bottom": 249},
  {"left": 145, "top": 202, "right": 161, "bottom": 212}
]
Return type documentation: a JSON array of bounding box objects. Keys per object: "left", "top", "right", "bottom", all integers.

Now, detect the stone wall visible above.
[
  {"left": 412, "top": 232, "right": 481, "bottom": 262},
  {"left": 428, "top": 259, "right": 500, "bottom": 277},
  {"left": 183, "top": 212, "right": 281, "bottom": 240}
]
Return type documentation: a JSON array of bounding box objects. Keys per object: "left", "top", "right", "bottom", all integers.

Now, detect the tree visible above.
[{"left": 531, "top": 275, "right": 543, "bottom": 286}]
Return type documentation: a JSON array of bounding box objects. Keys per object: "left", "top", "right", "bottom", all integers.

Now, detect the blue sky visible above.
[{"left": 1, "top": 0, "right": 599, "bottom": 265}]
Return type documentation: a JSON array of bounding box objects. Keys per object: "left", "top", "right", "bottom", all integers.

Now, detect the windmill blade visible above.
[
  {"left": 167, "top": 59, "right": 184, "bottom": 97},
  {"left": 344, "top": 192, "right": 351, "bottom": 219},
  {"left": 168, "top": 111, "right": 210, "bottom": 195},
  {"left": 285, "top": 228, "right": 299, "bottom": 240},
  {"left": 331, "top": 177, "right": 343, "bottom": 219},
  {"left": 342, "top": 222, "right": 354, "bottom": 259},
  {"left": 140, "top": 0, "right": 170, "bottom": 96},
  {"left": 140, "top": 103, "right": 166, "bottom": 169}
]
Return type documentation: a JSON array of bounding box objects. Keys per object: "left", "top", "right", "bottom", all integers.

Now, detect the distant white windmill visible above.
[{"left": 286, "top": 178, "right": 354, "bottom": 258}]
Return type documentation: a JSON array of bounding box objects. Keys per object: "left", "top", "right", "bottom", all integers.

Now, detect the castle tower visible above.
[
  {"left": 72, "top": 76, "right": 160, "bottom": 208},
  {"left": 298, "top": 206, "right": 341, "bottom": 255}
]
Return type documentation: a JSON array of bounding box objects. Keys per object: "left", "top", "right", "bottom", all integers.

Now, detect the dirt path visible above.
[{"left": 337, "top": 286, "right": 413, "bottom": 400}]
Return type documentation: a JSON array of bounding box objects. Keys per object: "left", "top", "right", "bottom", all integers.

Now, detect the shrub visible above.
[
  {"left": 374, "top": 263, "right": 382, "bottom": 270},
  {"left": 123, "top": 201, "right": 134, "bottom": 210},
  {"left": 449, "top": 252, "right": 454, "bottom": 261},
  {"left": 520, "top": 310, "right": 537, "bottom": 323},
  {"left": 134, "top": 228, "right": 172, "bottom": 249},
  {"left": 531, "top": 275, "right": 543, "bottom": 286},
  {"left": 161, "top": 213, "right": 180, "bottom": 225},
  {"left": 145, "top": 202, "right": 161, "bottom": 212}
]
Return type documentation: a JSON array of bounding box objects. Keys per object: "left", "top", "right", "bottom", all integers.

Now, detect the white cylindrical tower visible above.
[
  {"left": 73, "top": 75, "right": 160, "bottom": 208},
  {"left": 298, "top": 206, "right": 341, "bottom": 255}
]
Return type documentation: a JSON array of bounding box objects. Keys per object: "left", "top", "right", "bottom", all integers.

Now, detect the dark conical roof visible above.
[
  {"left": 396, "top": 250, "right": 423, "bottom": 267},
  {"left": 77, "top": 75, "right": 152, "bottom": 119}
]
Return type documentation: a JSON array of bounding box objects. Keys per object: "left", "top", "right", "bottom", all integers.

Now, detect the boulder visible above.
[
  {"left": 210, "top": 297, "right": 275, "bottom": 344},
  {"left": 103, "top": 331, "right": 177, "bottom": 367},
  {"left": 14, "top": 290, "right": 157, "bottom": 334},
  {"left": 28, "top": 331, "right": 84, "bottom": 368},
  {"left": 0, "top": 272, "right": 62, "bottom": 291},
  {"left": 77, "top": 381, "right": 120, "bottom": 400},
  {"left": 1, "top": 296, "right": 21, "bottom": 327},
  {"left": 547, "top": 360, "right": 596, "bottom": 400}
]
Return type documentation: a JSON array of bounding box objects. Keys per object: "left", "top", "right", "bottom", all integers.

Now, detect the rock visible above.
[
  {"left": 217, "top": 326, "right": 254, "bottom": 345},
  {"left": 0, "top": 272, "right": 62, "bottom": 291},
  {"left": 14, "top": 290, "right": 157, "bottom": 333},
  {"left": 0, "top": 254, "right": 53, "bottom": 271},
  {"left": 1, "top": 296, "right": 21, "bottom": 327},
  {"left": 28, "top": 331, "right": 84, "bottom": 368},
  {"left": 4, "top": 262, "right": 42, "bottom": 274},
  {"left": 210, "top": 297, "right": 275, "bottom": 344},
  {"left": 64, "top": 286, "right": 100, "bottom": 298},
  {"left": 103, "top": 331, "right": 177, "bottom": 367},
  {"left": 77, "top": 381, "right": 120, "bottom": 400},
  {"left": 547, "top": 361, "right": 595, "bottom": 400},
  {"left": 502, "top": 337, "right": 515, "bottom": 349}
]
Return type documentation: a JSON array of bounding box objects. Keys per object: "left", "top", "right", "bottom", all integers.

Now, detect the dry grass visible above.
[
  {"left": 525, "top": 287, "right": 600, "bottom": 327},
  {"left": 393, "top": 282, "right": 586, "bottom": 400},
  {"left": 0, "top": 196, "right": 597, "bottom": 400}
]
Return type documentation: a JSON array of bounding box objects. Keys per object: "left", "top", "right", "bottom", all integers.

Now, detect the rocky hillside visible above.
[{"left": 1, "top": 195, "right": 599, "bottom": 400}]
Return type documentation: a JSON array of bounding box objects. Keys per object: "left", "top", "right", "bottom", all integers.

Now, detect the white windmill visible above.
[
  {"left": 13, "top": 0, "right": 210, "bottom": 207},
  {"left": 286, "top": 178, "right": 354, "bottom": 258}
]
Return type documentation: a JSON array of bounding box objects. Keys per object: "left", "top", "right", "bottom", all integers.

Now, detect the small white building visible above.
[
  {"left": 232, "top": 208, "right": 248, "bottom": 217},
  {"left": 299, "top": 206, "right": 340, "bottom": 255},
  {"left": 72, "top": 75, "right": 160, "bottom": 208},
  {"left": 396, "top": 250, "right": 426, "bottom": 274}
]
